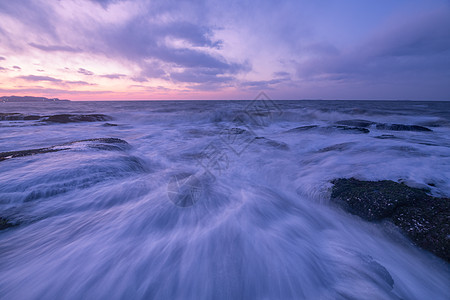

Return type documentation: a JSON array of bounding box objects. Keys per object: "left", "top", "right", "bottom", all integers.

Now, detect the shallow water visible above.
[{"left": 0, "top": 100, "right": 449, "bottom": 299}]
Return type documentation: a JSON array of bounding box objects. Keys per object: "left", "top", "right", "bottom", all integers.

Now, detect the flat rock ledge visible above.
[
  {"left": 331, "top": 178, "right": 449, "bottom": 262},
  {"left": 0, "top": 138, "right": 129, "bottom": 162}
]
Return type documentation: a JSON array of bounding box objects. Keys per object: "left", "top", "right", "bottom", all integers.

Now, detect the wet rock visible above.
[
  {"left": 1, "top": 113, "right": 112, "bottom": 123},
  {"left": 334, "top": 119, "right": 433, "bottom": 132},
  {"left": 331, "top": 178, "right": 450, "bottom": 262},
  {"left": 41, "top": 114, "right": 112, "bottom": 123},
  {"left": 103, "top": 123, "right": 118, "bottom": 127},
  {"left": 0, "top": 138, "right": 130, "bottom": 162},
  {"left": 373, "top": 134, "right": 398, "bottom": 140},
  {"left": 334, "top": 125, "right": 370, "bottom": 134},
  {"left": 226, "top": 127, "right": 248, "bottom": 135},
  {"left": 318, "top": 142, "right": 354, "bottom": 153},
  {"left": 0, "top": 217, "right": 18, "bottom": 230},
  {"left": 335, "top": 119, "right": 375, "bottom": 128},
  {"left": 254, "top": 137, "right": 289, "bottom": 150},
  {"left": 0, "top": 113, "right": 40, "bottom": 121},
  {"left": 286, "top": 125, "right": 319, "bottom": 132},
  {"left": 0, "top": 147, "right": 66, "bottom": 161},
  {"left": 375, "top": 123, "right": 432, "bottom": 132}
]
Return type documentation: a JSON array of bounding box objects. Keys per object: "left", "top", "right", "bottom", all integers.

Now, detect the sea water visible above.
[{"left": 0, "top": 100, "right": 449, "bottom": 299}]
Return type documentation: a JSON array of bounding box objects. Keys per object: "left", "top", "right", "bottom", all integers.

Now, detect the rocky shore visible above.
[{"left": 331, "top": 178, "right": 449, "bottom": 262}]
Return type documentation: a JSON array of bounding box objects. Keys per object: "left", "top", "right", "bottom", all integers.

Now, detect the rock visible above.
[
  {"left": 375, "top": 123, "right": 432, "bottom": 132},
  {"left": 286, "top": 125, "right": 369, "bottom": 134},
  {"left": 335, "top": 119, "right": 376, "bottom": 128},
  {"left": 286, "top": 125, "right": 319, "bottom": 132},
  {"left": 41, "top": 114, "right": 112, "bottom": 123},
  {"left": 254, "top": 137, "right": 289, "bottom": 150},
  {"left": 1, "top": 113, "right": 112, "bottom": 123},
  {"left": 226, "top": 127, "right": 248, "bottom": 135},
  {"left": 334, "top": 119, "right": 433, "bottom": 132},
  {"left": 331, "top": 178, "right": 450, "bottom": 262},
  {"left": 373, "top": 134, "right": 398, "bottom": 140},
  {"left": 318, "top": 142, "right": 354, "bottom": 153},
  {"left": 334, "top": 125, "right": 370, "bottom": 134},
  {"left": 0, "top": 217, "right": 18, "bottom": 230},
  {"left": 0, "top": 138, "right": 130, "bottom": 162},
  {"left": 0, "top": 147, "right": 66, "bottom": 161},
  {"left": 0, "top": 113, "right": 40, "bottom": 121}
]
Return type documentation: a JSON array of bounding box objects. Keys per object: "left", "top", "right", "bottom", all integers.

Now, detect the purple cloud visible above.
[
  {"left": 78, "top": 68, "right": 94, "bottom": 76},
  {"left": 18, "top": 75, "right": 63, "bottom": 83},
  {"left": 100, "top": 74, "right": 126, "bottom": 79},
  {"left": 17, "top": 75, "right": 94, "bottom": 86},
  {"left": 0, "top": 56, "right": 5, "bottom": 61},
  {"left": 29, "top": 43, "right": 82, "bottom": 53},
  {"left": 13, "top": 66, "right": 21, "bottom": 70},
  {"left": 65, "top": 80, "right": 95, "bottom": 86}
]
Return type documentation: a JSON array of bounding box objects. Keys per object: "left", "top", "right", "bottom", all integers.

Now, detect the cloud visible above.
[
  {"left": 0, "top": 56, "right": 5, "bottom": 60},
  {"left": 78, "top": 68, "right": 94, "bottom": 75},
  {"left": 18, "top": 75, "right": 95, "bottom": 86},
  {"left": 13, "top": 66, "right": 21, "bottom": 70},
  {"left": 100, "top": 73, "right": 126, "bottom": 79},
  {"left": 296, "top": 9, "right": 450, "bottom": 84},
  {"left": 65, "top": 80, "right": 95, "bottom": 86},
  {"left": 29, "top": 43, "right": 82, "bottom": 53},
  {"left": 18, "top": 75, "right": 63, "bottom": 83},
  {"left": 88, "top": 0, "right": 126, "bottom": 9},
  {"left": 1, "top": 0, "right": 449, "bottom": 99}
]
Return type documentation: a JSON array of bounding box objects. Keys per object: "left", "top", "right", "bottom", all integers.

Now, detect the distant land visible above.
[{"left": 0, "top": 96, "right": 70, "bottom": 103}]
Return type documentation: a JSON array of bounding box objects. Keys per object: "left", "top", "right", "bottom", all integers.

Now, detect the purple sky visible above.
[{"left": 0, "top": 0, "right": 449, "bottom": 100}]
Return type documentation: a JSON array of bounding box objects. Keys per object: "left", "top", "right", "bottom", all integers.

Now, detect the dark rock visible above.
[
  {"left": 41, "top": 114, "right": 112, "bottom": 123},
  {"left": 226, "top": 127, "right": 248, "bottom": 135},
  {"left": 103, "top": 123, "right": 118, "bottom": 127},
  {"left": 392, "top": 197, "right": 449, "bottom": 261},
  {"left": 286, "top": 125, "right": 319, "bottom": 132},
  {"left": 376, "top": 123, "right": 432, "bottom": 132},
  {"left": 331, "top": 178, "right": 450, "bottom": 262},
  {"left": 318, "top": 142, "right": 354, "bottom": 153},
  {"left": 1, "top": 113, "right": 112, "bottom": 123},
  {"left": 0, "top": 217, "right": 18, "bottom": 230},
  {"left": 373, "top": 134, "right": 398, "bottom": 140},
  {"left": 335, "top": 119, "right": 376, "bottom": 128},
  {"left": 0, "top": 138, "right": 129, "bottom": 161},
  {"left": 254, "top": 137, "right": 289, "bottom": 150},
  {"left": 0, "top": 147, "right": 66, "bottom": 161},
  {"left": 0, "top": 113, "right": 40, "bottom": 121},
  {"left": 334, "top": 126, "right": 370, "bottom": 134}
]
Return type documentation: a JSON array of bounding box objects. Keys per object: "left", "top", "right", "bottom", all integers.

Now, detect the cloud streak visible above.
[{"left": 0, "top": 0, "right": 449, "bottom": 99}]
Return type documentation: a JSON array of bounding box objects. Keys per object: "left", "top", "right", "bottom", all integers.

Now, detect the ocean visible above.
[{"left": 0, "top": 99, "right": 449, "bottom": 299}]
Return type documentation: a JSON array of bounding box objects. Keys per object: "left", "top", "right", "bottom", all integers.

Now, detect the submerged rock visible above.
[
  {"left": 0, "top": 147, "right": 66, "bottom": 161},
  {"left": 254, "top": 137, "right": 289, "bottom": 150},
  {"left": 333, "top": 125, "right": 370, "bottom": 134},
  {"left": 318, "top": 142, "right": 354, "bottom": 153},
  {"left": 0, "top": 113, "right": 40, "bottom": 121},
  {"left": 335, "top": 119, "right": 375, "bottom": 128},
  {"left": 0, "top": 138, "right": 130, "bottom": 162},
  {"left": 286, "top": 125, "right": 319, "bottom": 132},
  {"left": 0, "top": 113, "right": 112, "bottom": 123},
  {"left": 0, "top": 217, "right": 18, "bottom": 230},
  {"left": 375, "top": 123, "right": 432, "bottom": 132},
  {"left": 286, "top": 125, "right": 369, "bottom": 134},
  {"left": 331, "top": 178, "right": 450, "bottom": 262},
  {"left": 334, "top": 119, "right": 433, "bottom": 132},
  {"left": 41, "top": 114, "right": 112, "bottom": 123}
]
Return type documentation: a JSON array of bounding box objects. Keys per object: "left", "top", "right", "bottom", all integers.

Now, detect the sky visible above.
[{"left": 0, "top": 0, "right": 449, "bottom": 100}]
